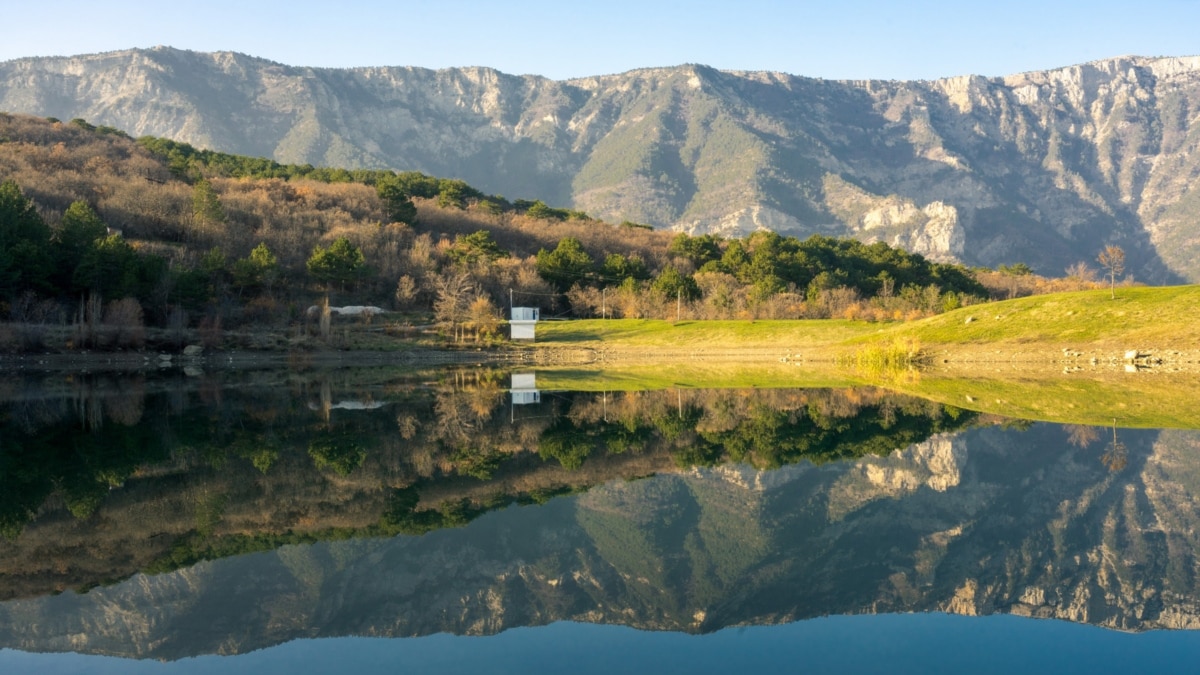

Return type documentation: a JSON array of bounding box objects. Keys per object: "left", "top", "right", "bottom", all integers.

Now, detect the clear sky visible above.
[{"left": 4, "top": 0, "right": 1200, "bottom": 81}]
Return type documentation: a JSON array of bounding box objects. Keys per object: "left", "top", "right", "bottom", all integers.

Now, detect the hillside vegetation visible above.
[{"left": 0, "top": 113, "right": 1044, "bottom": 353}]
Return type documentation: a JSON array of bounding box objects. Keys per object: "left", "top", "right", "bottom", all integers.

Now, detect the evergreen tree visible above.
[
  {"left": 307, "top": 237, "right": 366, "bottom": 289},
  {"left": 447, "top": 230, "right": 507, "bottom": 266},
  {"left": 192, "top": 179, "right": 225, "bottom": 225},
  {"left": 651, "top": 266, "right": 700, "bottom": 301},
  {"left": 536, "top": 237, "right": 594, "bottom": 292},
  {"left": 73, "top": 234, "right": 141, "bottom": 298},
  {"left": 54, "top": 201, "right": 108, "bottom": 289},
  {"left": 232, "top": 243, "right": 281, "bottom": 296},
  {"left": 376, "top": 177, "right": 418, "bottom": 224},
  {"left": 0, "top": 180, "right": 53, "bottom": 300}
]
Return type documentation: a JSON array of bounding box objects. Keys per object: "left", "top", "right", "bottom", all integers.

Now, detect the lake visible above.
[{"left": 1, "top": 366, "right": 1199, "bottom": 673}]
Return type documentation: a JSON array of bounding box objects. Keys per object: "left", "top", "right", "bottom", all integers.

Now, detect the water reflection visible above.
[{"left": 0, "top": 368, "right": 1198, "bottom": 661}]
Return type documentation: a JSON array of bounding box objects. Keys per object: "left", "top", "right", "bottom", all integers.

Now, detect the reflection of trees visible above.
[
  {"left": 431, "top": 379, "right": 504, "bottom": 445},
  {"left": 1065, "top": 424, "right": 1101, "bottom": 448},
  {"left": 308, "top": 430, "right": 367, "bottom": 476},
  {"left": 102, "top": 378, "right": 146, "bottom": 426},
  {"left": 0, "top": 406, "right": 172, "bottom": 537},
  {"left": 532, "top": 388, "right": 978, "bottom": 472},
  {"left": 0, "top": 375, "right": 988, "bottom": 564},
  {"left": 1101, "top": 420, "right": 1128, "bottom": 472}
]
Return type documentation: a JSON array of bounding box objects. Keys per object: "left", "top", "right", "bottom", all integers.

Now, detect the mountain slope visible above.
[
  {"left": 4, "top": 425, "right": 1199, "bottom": 659},
  {"left": 3, "top": 48, "right": 1200, "bottom": 281}
]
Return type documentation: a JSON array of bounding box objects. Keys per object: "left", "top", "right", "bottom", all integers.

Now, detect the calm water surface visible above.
[{"left": 0, "top": 367, "right": 1198, "bottom": 673}]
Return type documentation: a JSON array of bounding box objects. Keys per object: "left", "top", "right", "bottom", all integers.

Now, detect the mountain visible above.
[
  {"left": 3, "top": 424, "right": 1198, "bottom": 660},
  {"left": 2, "top": 47, "right": 1200, "bottom": 281}
]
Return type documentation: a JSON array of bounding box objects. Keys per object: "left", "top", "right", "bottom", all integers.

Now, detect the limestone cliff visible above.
[{"left": 2, "top": 48, "right": 1199, "bottom": 279}]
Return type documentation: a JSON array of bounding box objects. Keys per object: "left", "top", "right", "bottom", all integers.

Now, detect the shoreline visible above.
[{"left": 4, "top": 343, "right": 1200, "bottom": 375}]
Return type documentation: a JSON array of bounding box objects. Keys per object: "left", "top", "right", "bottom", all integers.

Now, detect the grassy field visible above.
[
  {"left": 533, "top": 318, "right": 880, "bottom": 350},
  {"left": 523, "top": 286, "right": 1200, "bottom": 428},
  {"left": 531, "top": 286, "right": 1200, "bottom": 355},
  {"left": 871, "top": 285, "right": 1200, "bottom": 350}
]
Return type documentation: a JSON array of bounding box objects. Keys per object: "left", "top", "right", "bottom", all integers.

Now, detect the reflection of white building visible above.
[
  {"left": 510, "top": 373, "right": 540, "bottom": 405},
  {"left": 510, "top": 307, "right": 539, "bottom": 340}
]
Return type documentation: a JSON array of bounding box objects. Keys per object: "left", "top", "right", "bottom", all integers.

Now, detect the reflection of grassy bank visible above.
[
  {"left": 883, "top": 372, "right": 1200, "bottom": 429},
  {"left": 534, "top": 363, "right": 855, "bottom": 391},
  {"left": 530, "top": 361, "right": 1200, "bottom": 429}
]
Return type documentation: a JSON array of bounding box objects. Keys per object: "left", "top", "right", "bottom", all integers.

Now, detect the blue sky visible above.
[{"left": 4, "top": 0, "right": 1200, "bottom": 80}]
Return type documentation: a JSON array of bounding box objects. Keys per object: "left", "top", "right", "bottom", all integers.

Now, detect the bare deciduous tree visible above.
[
  {"left": 1097, "top": 245, "right": 1125, "bottom": 299},
  {"left": 433, "top": 270, "right": 475, "bottom": 342},
  {"left": 1101, "top": 421, "right": 1128, "bottom": 472},
  {"left": 1064, "top": 261, "right": 1097, "bottom": 284}
]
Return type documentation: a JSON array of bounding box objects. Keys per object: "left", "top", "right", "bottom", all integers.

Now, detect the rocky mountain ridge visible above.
[
  {"left": 3, "top": 425, "right": 1198, "bottom": 660},
  {"left": 2, "top": 48, "right": 1200, "bottom": 280}
]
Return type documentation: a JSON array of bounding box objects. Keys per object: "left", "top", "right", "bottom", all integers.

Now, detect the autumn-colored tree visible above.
[
  {"left": 1101, "top": 422, "right": 1128, "bottom": 472},
  {"left": 466, "top": 295, "right": 502, "bottom": 342}
]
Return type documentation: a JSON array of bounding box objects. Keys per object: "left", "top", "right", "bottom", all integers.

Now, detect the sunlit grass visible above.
[
  {"left": 532, "top": 286, "right": 1200, "bottom": 353},
  {"left": 534, "top": 318, "right": 882, "bottom": 350},
  {"left": 871, "top": 285, "right": 1200, "bottom": 349}
]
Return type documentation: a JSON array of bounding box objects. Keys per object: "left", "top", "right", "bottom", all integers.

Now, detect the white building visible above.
[{"left": 510, "top": 307, "right": 539, "bottom": 340}]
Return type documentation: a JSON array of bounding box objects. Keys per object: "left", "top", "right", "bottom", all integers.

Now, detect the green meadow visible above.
[{"left": 524, "top": 286, "right": 1200, "bottom": 428}]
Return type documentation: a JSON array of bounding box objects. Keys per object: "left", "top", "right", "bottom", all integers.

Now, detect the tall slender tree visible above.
[{"left": 1097, "top": 245, "right": 1125, "bottom": 299}]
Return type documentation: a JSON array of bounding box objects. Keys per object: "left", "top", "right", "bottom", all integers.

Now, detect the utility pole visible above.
[
  {"left": 602, "top": 287, "right": 606, "bottom": 319},
  {"left": 676, "top": 288, "right": 681, "bottom": 321}
]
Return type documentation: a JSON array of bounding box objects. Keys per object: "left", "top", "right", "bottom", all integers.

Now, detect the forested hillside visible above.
[{"left": 0, "top": 114, "right": 1081, "bottom": 352}]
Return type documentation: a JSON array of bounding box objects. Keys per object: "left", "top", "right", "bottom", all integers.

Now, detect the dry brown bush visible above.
[
  {"left": 103, "top": 298, "right": 145, "bottom": 348},
  {"left": 103, "top": 379, "right": 146, "bottom": 426},
  {"left": 241, "top": 295, "right": 288, "bottom": 326},
  {"left": 414, "top": 201, "right": 673, "bottom": 266},
  {"left": 974, "top": 269, "right": 1104, "bottom": 299}
]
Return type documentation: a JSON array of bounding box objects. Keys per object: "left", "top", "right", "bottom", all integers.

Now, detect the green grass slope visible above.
[{"left": 878, "top": 286, "right": 1200, "bottom": 350}]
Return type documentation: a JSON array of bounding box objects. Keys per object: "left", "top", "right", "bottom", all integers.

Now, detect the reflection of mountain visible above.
[
  {"left": 2, "top": 424, "right": 1198, "bottom": 660},
  {"left": 0, "top": 377, "right": 965, "bottom": 601}
]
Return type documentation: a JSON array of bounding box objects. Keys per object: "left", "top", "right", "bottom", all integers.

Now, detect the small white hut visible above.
[{"left": 510, "top": 307, "right": 539, "bottom": 340}]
